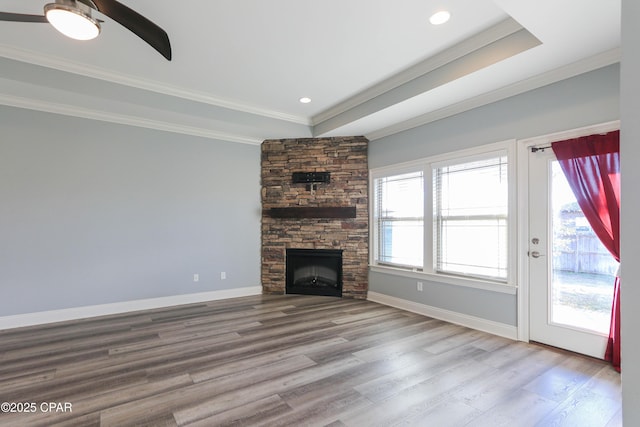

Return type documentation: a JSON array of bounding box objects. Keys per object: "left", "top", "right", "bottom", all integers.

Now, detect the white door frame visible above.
[{"left": 516, "top": 120, "right": 620, "bottom": 342}]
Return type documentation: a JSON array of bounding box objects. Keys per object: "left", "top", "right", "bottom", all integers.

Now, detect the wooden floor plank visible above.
[
  {"left": 344, "top": 357, "right": 496, "bottom": 426},
  {"left": 186, "top": 394, "right": 293, "bottom": 427},
  {"left": 173, "top": 356, "right": 365, "bottom": 425},
  {"left": 457, "top": 389, "right": 557, "bottom": 427},
  {"left": 0, "top": 294, "right": 622, "bottom": 426}
]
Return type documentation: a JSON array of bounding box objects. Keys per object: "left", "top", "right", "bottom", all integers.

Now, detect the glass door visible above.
[{"left": 528, "top": 148, "right": 616, "bottom": 358}]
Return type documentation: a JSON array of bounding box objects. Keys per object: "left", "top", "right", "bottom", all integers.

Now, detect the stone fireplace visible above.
[{"left": 261, "top": 136, "right": 368, "bottom": 298}]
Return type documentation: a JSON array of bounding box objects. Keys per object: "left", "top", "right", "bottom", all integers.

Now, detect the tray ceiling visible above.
[{"left": 0, "top": 0, "right": 621, "bottom": 144}]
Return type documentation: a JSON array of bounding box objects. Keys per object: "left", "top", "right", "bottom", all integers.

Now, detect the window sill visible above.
[{"left": 369, "top": 265, "right": 517, "bottom": 295}]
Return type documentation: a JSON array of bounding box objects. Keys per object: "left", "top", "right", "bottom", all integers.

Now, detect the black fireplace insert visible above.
[{"left": 286, "top": 249, "right": 343, "bottom": 297}]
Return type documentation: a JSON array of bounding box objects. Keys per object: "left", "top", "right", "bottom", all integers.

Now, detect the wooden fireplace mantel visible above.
[{"left": 263, "top": 206, "right": 356, "bottom": 219}]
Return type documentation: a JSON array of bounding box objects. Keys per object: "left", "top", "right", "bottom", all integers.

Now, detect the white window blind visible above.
[
  {"left": 433, "top": 154, "right": 508, "bottom": 280},
  {"left": 374, "top": 171, "right": 424, "bottom": 269}
]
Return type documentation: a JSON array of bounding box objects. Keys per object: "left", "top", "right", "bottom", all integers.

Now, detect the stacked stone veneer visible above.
[{"left": 261, "top": 136, "right": 369, "bottom": 298}]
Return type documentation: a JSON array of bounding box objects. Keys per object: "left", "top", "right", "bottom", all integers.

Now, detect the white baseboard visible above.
[
  {"left": 367, "top": 291, "right": 518, "bottom": 340},
  {"left": 0, "top": 286, "right": 263, "bottom": 331}
]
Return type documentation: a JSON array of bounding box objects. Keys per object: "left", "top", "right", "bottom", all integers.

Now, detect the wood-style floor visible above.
[{"left": 0, "top": 294, "right": 622, "bottom": 426}]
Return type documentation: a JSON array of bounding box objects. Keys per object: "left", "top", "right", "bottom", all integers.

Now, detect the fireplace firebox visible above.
[{"left": 286, "top": 249, "right": 343, "bottom": 297}]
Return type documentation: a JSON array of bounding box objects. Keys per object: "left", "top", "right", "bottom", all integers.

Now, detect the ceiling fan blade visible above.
[
  {"left": 90, "top": 0, "right": 171, "bottom": 60},
  {"left": 0, "top": 12, "right": 48, "bottom": 23}
]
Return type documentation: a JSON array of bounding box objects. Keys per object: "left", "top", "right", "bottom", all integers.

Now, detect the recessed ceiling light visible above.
[
  {"left": 429, "top": 10, "right": 450, "bottom": 26},
  {"left": 299, "top": 97, "right": 312, "bottom": 104}
]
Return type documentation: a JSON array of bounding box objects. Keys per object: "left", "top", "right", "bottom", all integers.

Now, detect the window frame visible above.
[
  {"left": 372, "top": 168, "right": 426, "bottom": 271},
  {"left": 369, "top": 140, "right": 517, "bottom": 294},
  {"left": 431, "top": 150, "right": 510, "bottom": 282}
]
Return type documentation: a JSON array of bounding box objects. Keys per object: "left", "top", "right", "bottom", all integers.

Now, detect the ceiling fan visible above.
[{"left": 0, "top": 0, "right": 172, "bottom": 60}]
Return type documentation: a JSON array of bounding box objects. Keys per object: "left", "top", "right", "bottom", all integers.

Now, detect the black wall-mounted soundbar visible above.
[{"left": 292, "top": 172, "right": 331, "bottom": 184}]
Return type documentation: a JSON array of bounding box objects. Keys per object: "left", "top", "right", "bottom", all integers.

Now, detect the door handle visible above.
[{"left": 529, "top": 251, "right": 545, "bottom": 258}]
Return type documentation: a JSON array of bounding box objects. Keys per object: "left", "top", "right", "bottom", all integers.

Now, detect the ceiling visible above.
[{"left": 0, "top": 0, "right": 621, "bottom": 145}]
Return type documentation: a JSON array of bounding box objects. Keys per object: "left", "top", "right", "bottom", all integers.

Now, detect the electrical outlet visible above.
[
  {"left": 417, "top": 281, "right": 423, "bottom": 291},
  {"left": 193, "top": 274, "right": 199, "bottom": 282},
  {"left": 221, "top": 272, "right": 226, "bottom": 280}
]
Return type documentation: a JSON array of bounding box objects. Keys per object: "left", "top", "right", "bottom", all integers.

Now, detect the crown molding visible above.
[
  {"left": 366, "top": 48, "right": 621, "bottom": 141},
  {"left": 0, "top": 93, "right": 264, "bottom": 145},
  {"left": 0, "top": 43, "right": 310, "bottom": 126},
  {"left": 311, "top": 17, "right": 527, "bottom": 126}
]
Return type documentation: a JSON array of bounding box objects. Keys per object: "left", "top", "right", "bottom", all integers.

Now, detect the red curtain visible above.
[{"left": 552, "top": 130, "right": 620, "bottom": 371}]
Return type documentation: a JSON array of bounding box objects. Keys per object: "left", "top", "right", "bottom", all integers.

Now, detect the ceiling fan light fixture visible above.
[{"left": 45, "top": 0, "right": 100, "bottom": 41}]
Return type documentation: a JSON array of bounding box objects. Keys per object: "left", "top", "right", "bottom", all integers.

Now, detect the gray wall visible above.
[
  {"left": 0, "top": 106, "right": 261, "bottom": 316},
  {"left": 369, "top": 64, "right": 620, "bottom": 326},
  {"left": 621, "top": 0, "right": 640, "bottom": 423}
]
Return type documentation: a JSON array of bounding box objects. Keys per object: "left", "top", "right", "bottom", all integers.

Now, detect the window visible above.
[
  {"left": 371, "top": 142, "right": 514, "bottom": 286},
  {"left": 433, "top": 154, "right": 508, "bottom": 281},
  {"left": 373, "top": 171, "right": 424, "bottom": 269}
]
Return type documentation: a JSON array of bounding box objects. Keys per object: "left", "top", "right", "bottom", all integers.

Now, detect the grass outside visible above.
[{"left": 552, "top": 270, "right": 615, "bottom": 334}]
